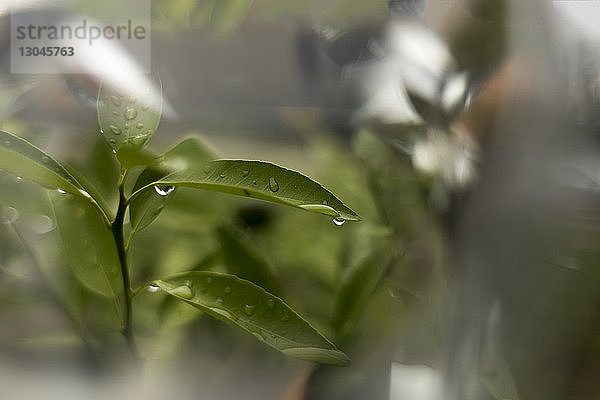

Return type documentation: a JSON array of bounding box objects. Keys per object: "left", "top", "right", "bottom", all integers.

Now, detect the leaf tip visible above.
[{"left": 281, "top": 347, "right": 351, "bottom": 367}]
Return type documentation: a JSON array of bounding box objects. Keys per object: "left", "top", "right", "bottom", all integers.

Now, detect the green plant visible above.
[{"left": 0, "top": 78, "right": 360, "bottom": 367}]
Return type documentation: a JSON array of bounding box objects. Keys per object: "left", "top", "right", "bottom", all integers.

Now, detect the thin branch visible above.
[{"left": 111, "top": 168, "right": 138, "bottom": 359}]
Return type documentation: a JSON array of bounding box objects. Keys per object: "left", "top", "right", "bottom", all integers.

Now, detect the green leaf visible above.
[
  {"left": 129, "top": 168, "right": 174, "bottom": 236},
  {"left": 217, "top": 225, "right": 280, "bottom": 294},
  {"left": 116, "top": 146, "right": 161, "bottom": 169},
  {"left": 97, "top": 78, "right": 162, "bottom": 151},
  {"left": 50, "top": 192, "right": 125, "bottom": 321},
  {"left": 154, "top": 271, "right": 350, "bottom": 366},
  {"left": 0, "top": 130, "right": 88, "bottom": 198},
  {"left": 129, "top": 137, "right": 216, "bottom": 235},
  {"left": 208, "top": 0, "right": 253, "bottom": 35},
  {"left": 132, "top": 160, "right": 360, "bottom": 221},
  {"left": 332, "top": 236, "right": 396, "bottom": 338}
]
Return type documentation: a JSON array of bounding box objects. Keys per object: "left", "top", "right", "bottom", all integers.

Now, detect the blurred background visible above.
[{"left": 1, "top": 0, "right": 600, "bottom": 399}]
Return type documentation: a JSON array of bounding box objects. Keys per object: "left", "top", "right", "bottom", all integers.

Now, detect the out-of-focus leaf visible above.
[
  {"left": 97, "top": 78, "right": 162, "bottom": 151},
  {"left": 86, "top": 136, "right": 120, "bottom": 208},
  {"left": 353, "top": 129, "right": 425, "bottom": 232},
  {"left": 332, "top": 235, "right": 396, "bottom": 338},
  {"left": 480, "top": 353, "right": 521, "bottom": 400},
  {"left": 131, "top": 160, "right": 360, "bottom": 221},
  {"left": 0, "top": 129, "right": 88, "bottom": 198},
  {"left": 208, "top": 0, "right": 253, "bottom": 35},
  {"left": 129, "top": 137, "right": 216, "bottom": 236},
  {"left": 129, "top": 168, "right": 173, "bottom": 237},
  {"left": 217, "top": 225, "right": 280, "bottom": 294},
  {"left": 116, "top": 146, "right": 161, "bottom": 169},
  {"left": 50, "top": 192, "right": 125, "bottom": 321},
  {"left": 63, "top": 164, "right": 114, "bottom": 221},
  {"left": 154, "top": 271, "right": 350, "bottom": 366}
]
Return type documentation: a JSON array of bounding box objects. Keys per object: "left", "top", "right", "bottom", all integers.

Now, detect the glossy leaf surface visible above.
[
  {"left": 0, "top": 130, "right": 87, "bottom": 198},
  {"left": 129, "top": 137, "right": 216, "bottom": 235},
  {"left": 154, "top": 271, "right": 350, "bottom": 366},
  {"left": 97, "top": 78, "right": 162, "bottom": 151},
  {"left": 133, "top": 160, "right": 360, "bottom": 221}
]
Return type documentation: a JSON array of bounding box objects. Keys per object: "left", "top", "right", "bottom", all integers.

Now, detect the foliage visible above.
[{"left": 0, "top": 80, "right": 362, "bottom": 368}]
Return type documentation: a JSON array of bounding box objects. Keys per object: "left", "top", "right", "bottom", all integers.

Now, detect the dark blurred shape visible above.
[{"left": 234, "top": 204, "right": 273, "bottom": 232}]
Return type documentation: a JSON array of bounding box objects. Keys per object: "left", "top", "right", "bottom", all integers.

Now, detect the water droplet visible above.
[
  {"left": 99, "top": 129, "right": 104, "bottom": 135},
  {"left": 252, "top": 180, "right": 257, "bottom": 185},
  {"left": 206, "top": 277, "right": 213, "bottom": 284},
  {"left": 252, "top": 332, "right": 264, "bottom": 342},
  {"left": 152, "top": 205, "right": 165, "bottom": 216},
  {"left": 209, "top": 307, "right": 234, "bottom": 320},
  {"left": 333, "top": 217, "right": 346, "bottom": 226},
  {"left": 267, "top": 299, "right": 275, "bottom": 309},
  {"left": 41, "top": 156, "right": 50, "bottom": 164},
  {"left": 281, "top": 313, "right": 290, "bottom": 322},
  {"left": 57, "top": 189, "right": 67, "bottom": 194},
  {"left": 129, "top": 136, "right": 146, "bottom": 146},
  {"left": 269, "top": 177, "right": 279, "bottom": 192},
  {"left": 15, "top": 176, "right": 22, "bottom": 182},
  {"left": 147, "top": 285, "right": 159, "bottom": 293},
  {"left": 224, "top": 286, "right": 232, "bottom": 294},
  {"left": 322, "top": 200, "right": 328, "bottom": 205},
  {"left": 31, "top": 214, "right": 55, "bottom": 234},
  {"left": 154, "top": 185, "right": 175, "bottom": 196},
  {"left": 0, "top": 206, "right": 18, "bottom": 224},
  {"left": 109, "top": 139, "right": 117, "bottom": 145},
  {"left": 110, "top": 95, "right": 121, "bottom": 106},
  {"left": 136, "top": 122, "right": 144, "bottom": 129},
  {"left": 124, "top": 108, "right": 137, "bottom": 120},
  {"left": 109, "top": 125, "right": 121, "bottom": 135},
  {"left": 241, "top": 169, "right": 249, "bottom": 177},
  {"left": 171, "top": 285, "right": 194, "bottom": 299},
  {"left": 244, "top": 304, "right": 256, "bottom": 316},
  {"left": 219, "top": 173, "right": 226, "bottom": 179}
]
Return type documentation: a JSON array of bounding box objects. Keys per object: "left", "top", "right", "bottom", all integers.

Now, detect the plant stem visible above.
[{"left": 111, "top": 169, "right": 138, "bottom": 359}]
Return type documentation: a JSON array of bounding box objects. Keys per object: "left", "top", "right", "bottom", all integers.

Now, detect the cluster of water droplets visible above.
[
  {"left": 100, "top": 92, "right": 155, "bottom": 149},
  {"left": 200, "top": 165, "right": 348, "bottom": 226},
  {"left": 151, "top": 276, "right": 295, "bottom": 331}
]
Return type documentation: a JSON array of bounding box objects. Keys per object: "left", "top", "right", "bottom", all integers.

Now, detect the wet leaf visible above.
[
  {"left": 131, "top": 160, "right": 360, "bottom": 221},
  {"left": 0, "top": 130, "right": 88, "bottom": 198},
  {"left": 154, "top": 271, "right": 350, "bottom": 366},
  {"left": 129, "top": 137, "right": 216, "bottom": 236},
  {"left": 97, "top": 78, "right": 162, "bottom": 151}
]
